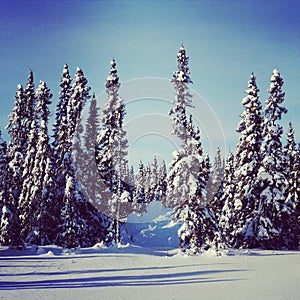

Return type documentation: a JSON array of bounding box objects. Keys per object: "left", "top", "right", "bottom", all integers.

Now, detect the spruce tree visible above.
[
  {"left": 209, "top": 147, "right": 224, "bottom": 213},
  {"left": 52, "top": 64, "right": 73, "bottom": 208},
  {"left": 219, "top": 152, "right": 236, "bottom": 246},
  {"left": 167, "top": 46, "right": 222, "bottom": 254},
  {"left": 6, "top": 84, "right": 27, "bottom": 209},
  {"left": 231, "top": 73, "right": 264, "bottom": 248},
  {"left": 0, "top": 130, "right": 22, "bottom": 247},
  {"left": 56, "top": 67, "right": 103, "bottom": 248},
  {"left": 283, "top": 122, "right": 300, "bottom": 248},
  {"left": 82, "top": 94, "right": 101, "bottom": 201},
  {"left": 18, "top": 80, "right": 54, "bottom": 244},
  {"left": 255, "top": 69, "right": 289, "bottom": 249},
  {"left": 169, "top": 45, "right": 193, "bottom": 141},
  {"left": 95, "top": 59, "right": 129, "bottom": 246},
  {"left": 134, "top": 160, "right": 146, "bottom": 214}
]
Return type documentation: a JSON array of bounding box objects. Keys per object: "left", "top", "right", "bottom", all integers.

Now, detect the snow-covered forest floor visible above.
[
  {"left": 1, "top": 202, "right": 300, "bottom": 300},
  {"left": 1, "top": 245, "right": 300, "bottom": 300}
]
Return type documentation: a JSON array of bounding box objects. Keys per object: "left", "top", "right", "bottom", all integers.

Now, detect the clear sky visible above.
[{"left": 0, "top": 0, "right": 299, "bottom": 167}]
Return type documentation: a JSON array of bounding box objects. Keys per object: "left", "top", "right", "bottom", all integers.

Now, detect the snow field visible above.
[{"left": 0, "top": 246, "right": 299, "bottom": 300}]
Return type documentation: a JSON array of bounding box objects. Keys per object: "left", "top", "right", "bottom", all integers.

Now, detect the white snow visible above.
[
  {"left": 0, "top": 245, "right": 299, "bottom": 300},
  {"left": 1, "top": 207, "right": 299, "bottom": 299}
]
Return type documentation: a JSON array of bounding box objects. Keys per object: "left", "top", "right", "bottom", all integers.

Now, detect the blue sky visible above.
[{"left": 0, "top": 0, "right": 299, "bottom": 167}]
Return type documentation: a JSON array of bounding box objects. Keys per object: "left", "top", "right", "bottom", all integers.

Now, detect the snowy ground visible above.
[
  {"left": 0, "top": 246, "right": 300, "bottom": 300},
  {"left": 1, "top": 203, "right": 299, "bottom": 300}
]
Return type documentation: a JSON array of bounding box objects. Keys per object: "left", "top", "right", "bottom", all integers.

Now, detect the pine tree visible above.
[
  {"left": 231, "top": 73, "right": 264, "bottom": 248},
  {"left": 283, "top": 122, "right": 300, "bottom": 248},
  {"left": 95, "top": 59, "right": 129, "bottom": 246},
  {"left": 255, "top": 69, "right": 289, "bottom": 249}
]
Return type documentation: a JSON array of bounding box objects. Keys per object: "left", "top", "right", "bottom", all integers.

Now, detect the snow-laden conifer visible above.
[
  {"left": 219, "top": 152, "right": 236, "bottom": 246},
  {"left": 255, "top": 69, "right": 289, "bottom": 249},
  {"left": 95, "top": 59, "right": 129, "bottom": 246},
  {"left": 283, "top": 122, "right": 300, "bottom": 248},
  {"left": 0, "top": 130, "right": 22, "bottom": 247},
  {"left": 167, "top": 46, "right": 224, "bottom": 254},
  {"left": 18, "top": 81, "right": 54, "bottom": 244},
  {"left": 231, "top": 73, "right": 264, "bottom": 248}
]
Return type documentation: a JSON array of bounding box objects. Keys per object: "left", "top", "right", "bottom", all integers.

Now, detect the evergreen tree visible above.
[
  {"left": 219, "top": 152, "right": 236, "bottom": 246},
  {"left": 167, "top": 46, "right": 223, "bottom": 254},
  {"left": 231, "top": 73, "right": 264, "bottom": 248},
  {"left": 24, "top": 70, "right": 36, "bottom": 142},
  {"left": 52, "top": 64, "right": 73, "bottom": 208},
  {"left": 18, "top": 80, "right": 54, "bottom": 244},
  {"left": 6, "top": 84, "right": 28, "bottom": 209},
  {"left": 82, "top": 94, "right": 100, "bottom": 200},
  {"left": 283, "top": 122, "right": 300, "bottom": 248},
  {"left": 95, "top": 59, "right": 129, "bottom": 245},
  {"left": 133, "top": 160, "right": 146, "bottom": 214},
  {"left": 209, "top": 147, "right": 224, "bottom": 212},
  {"left": 255, "top": 69, "right": 289, "bottom": 249},
  {"left": 0, "top": 130, "right": 22, "bottom": 247},
  {"left": 58, "top": 173, "right": 103, "bottom": 248},
  {"left": 157, "top": 160, "right": 168, "bottom": 205},
  {"left": 169, "top": 45, "right": 193, "bottom": 141}
]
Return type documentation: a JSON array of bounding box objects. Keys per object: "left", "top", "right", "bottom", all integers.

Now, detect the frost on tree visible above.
[
  {"left": 255, "top": 69, "right": 289, "bottom": 249},
  {"left": 231, "top": 73, "right": 264, "bottom": 248},
  {"left": 167, "top": 46, "right": 224, "bottom": 255},
  {"left": 95, "top": 59, "right": 130, "bottom": 246}
]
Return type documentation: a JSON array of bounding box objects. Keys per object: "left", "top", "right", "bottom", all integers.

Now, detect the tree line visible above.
[{"left": 0, "top": 46, "right": 299, "bottom": 254}]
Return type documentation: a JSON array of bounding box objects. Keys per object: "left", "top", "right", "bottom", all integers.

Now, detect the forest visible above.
[{"left": 0, "top": 45, "right": 299, "bottom": 255}]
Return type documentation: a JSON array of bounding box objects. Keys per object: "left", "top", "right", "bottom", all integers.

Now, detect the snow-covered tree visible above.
[
  {"left": 80, "top": 94, "right": 107, "bottom": 209},
  {"left": 209, "top": 147, "right": 224, "bottom": 212},
  {"left": 18, "top": 81, "right": 55, "bottom": 244},
  {"left": 157, "top": 160, "right": 168, "bottom": 205},
  {"left": 283, "top": 122, "right": 300, "bottom": 248},
  {"left": 24, "top": 70, "right": 36, "bottom": 141},
  {"left": 255, "top": 69, "right": 289, "bottom": 249},
  {"left": 169, "top": 45, "right": 193, "bottom": 141},
  {"left": 231, "top": 73, "right": 264, "bottom": 248},
  {"left": 167, "top": 46, "right": 223, "bottom": 254},
  {"left": 52, "top": 64, "right": 73, "bottom": 206},
  {"left": 6, "top": 84, "right": 27, "bottom": 157},
  {"left": 6, "top": 84, "right": 28, "bottom": 208},
  {"left": 219, "top": 152, "right": 236, "bottom": 246},
  {"left": 67, "top": 67, "right": 91, "bottom": 140},
  {"left": 133, "top": 160, "right": 146, "bottom": 214},
  {"left": 0, "top": 130, "right": 22, "bottom": 247},
  {"left": 57, "top": 173, "right": 103, "bottom": 248},
  {"left": 95, "top": 59, "right": 129, "bottom": 246}
]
